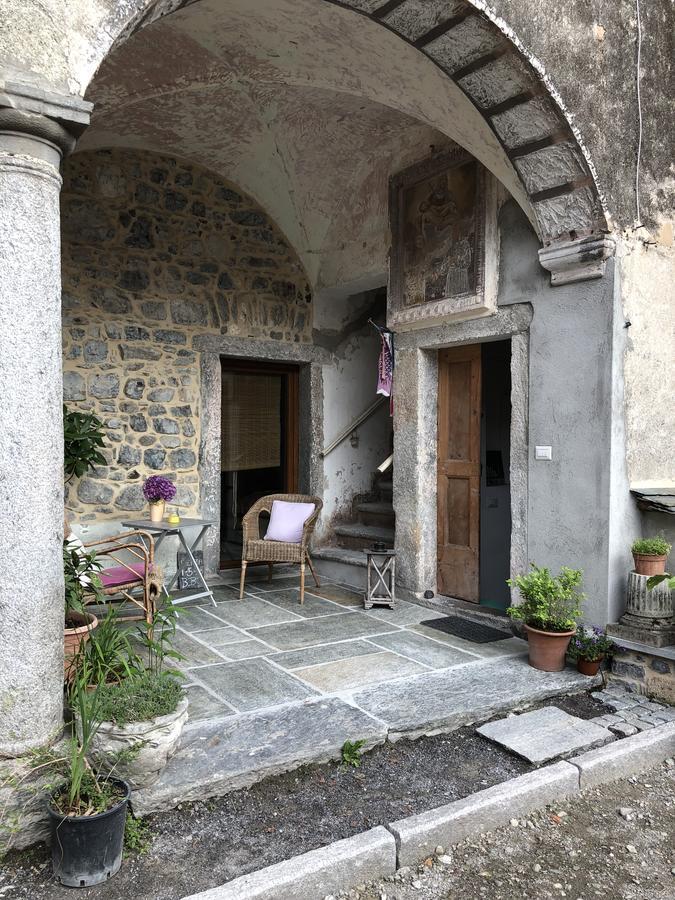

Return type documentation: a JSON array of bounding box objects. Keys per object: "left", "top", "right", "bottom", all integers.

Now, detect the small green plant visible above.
[
  {"left": 63, "top": 405, "right": 107, "bottom": 483},
  {"left": 341, "top": 739, "right": 366, "bottom": 769},
  {"left": 567, "top": 625, "right": 619, "bottom": 662},
  {"left": 96, "top": 672, "right": 184, "bottom": 726},
  {"left": 124, "top": 812, "right": 151, "bottom": 855},
  {"left": 507, "top": 564, "right": 584, "bottom": 633},
  {"left": 75, "top": 607, "right": 142, "bottom": 685},
  {"left": 64, "top": 537, "right": 103, "bottom": 617},
  {"left": 647, "top": 572, "right": 675, "bottom": 591},
  {"left": 631, "top": 536, "right": 671, "bottom": 556},
  {"left": 135, "top": 600, "right": 184, "bottom": 676}
]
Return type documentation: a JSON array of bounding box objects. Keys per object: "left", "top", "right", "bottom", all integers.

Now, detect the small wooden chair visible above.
[
  {"left": 240, "top": 494, "right": 322, "bottom": 604},
  {"left": 82, "top": 530, "right": 162, "bottom": 626}
]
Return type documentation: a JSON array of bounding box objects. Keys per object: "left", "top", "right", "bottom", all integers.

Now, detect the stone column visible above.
[{"left": 0, "top": 90, "right": 89, "bottom": 756}]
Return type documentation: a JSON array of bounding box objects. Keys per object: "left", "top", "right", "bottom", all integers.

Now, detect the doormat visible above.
[{"left": 421, "top": 615, "right": 511, "bottom": 644}]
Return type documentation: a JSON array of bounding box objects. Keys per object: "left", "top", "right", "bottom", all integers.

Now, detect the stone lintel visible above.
[
  {"left": 0, "top": 80, "right": 91, "bottom": 131},
  {"left": 538, "top": 234, "right": 615, "bottom": 286}
]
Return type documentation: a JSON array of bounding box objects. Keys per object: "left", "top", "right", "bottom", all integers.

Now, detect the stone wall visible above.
[{"left": 61, "top": 148, "right": 311, "bottom": 521}]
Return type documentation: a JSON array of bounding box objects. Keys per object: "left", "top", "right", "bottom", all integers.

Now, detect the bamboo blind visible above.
[{"left": 221, "top": 371, "right": 281, "bottom": 471}]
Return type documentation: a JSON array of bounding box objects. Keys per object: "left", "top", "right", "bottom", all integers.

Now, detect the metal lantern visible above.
[{"left": 365, "top": 547, "right": 396, "bottom": 610}]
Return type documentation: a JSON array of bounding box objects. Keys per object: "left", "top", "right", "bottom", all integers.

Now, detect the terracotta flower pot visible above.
[
  {"left": 149, "top": 500, "right": 165, "bottom": 523},
  {"left": 632, "top": 553, "right": 667, "bottom": 576},
  {"left": 523, "top": 624, "right": 575, "bottom": 672},
  {"left": 577, "top": 656, "right": 604, "bottom": 676},
  {"left": 64, "top": 610, "right": 98, "bottom": 677}
]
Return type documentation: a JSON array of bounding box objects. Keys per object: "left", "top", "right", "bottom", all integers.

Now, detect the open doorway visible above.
[
  {"left": 436, "top": 340, "right": 511, "bottom": 608},
  {"left": 220, "top": 359, "right": 299, "bottom": 569}
]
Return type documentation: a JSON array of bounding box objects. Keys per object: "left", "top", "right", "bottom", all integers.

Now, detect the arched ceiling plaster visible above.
[{"left": 79, "top": 0, "right": 533, "bottom": 293}]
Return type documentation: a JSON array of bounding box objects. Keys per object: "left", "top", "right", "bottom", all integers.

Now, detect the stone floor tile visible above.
[
  {"left": 199, "top": 626, "right": 250, "bottom": 646},
  {"left": 174, "top": 630, "right": 229, "bottom": 667},
  {"left": 272, "top": 640, "right": 379, "bottom": 670},
  {"left": 409, "top": 624, "right": 525, "bottom": 658},
  {"left": 192, "top": 658, "right": 318, "bottom": 711},
  {"left": 133, "top": 697, "right": 387, "bottom": 815},
  {"left": 366, "top": 630, "right": 477, "bottom": 669},
  {"left": 249, "top": 611, "right": 402, "bottom": 651},
  {"left": 246, "top": 575, "right": 307, "bottom": 594},
  {"left": 216, "top": 638, "right": 278, "bottom": 660},
  {"left": 294, "top": 650, "right": 428, "bottom": 693},
  {"left": 212, "top": 596, "right": 303, "bottom": 629},
  {"left": 364, "top": 601, "right": 440, "bottom": 627},
  {"left": 306, "top": 584, "right": 364, "bottom": 607},
  {"left": 261, "top": 588, "right": 351, "bottom": 619},
  {"left": 477, "top": 707, "right": 613, "bottom": 764},
  {"left": 349, "top": 657, "right": 601, "bottom": 737},
  {"left": 210, "top": 584, "right": 242, "bottom": 601},
  {"left": 185, "top": 685, "right": 235, "bottom": 723},
  {"left": 175, "top": 606, "right": 230, "bottom": 632}
]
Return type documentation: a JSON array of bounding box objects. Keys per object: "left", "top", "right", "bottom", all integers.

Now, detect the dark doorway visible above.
[
  {"left": 479, "top": 340, "right": 512, "bottom": 610},
  {"left": 220, "top": 359, "right": 299, "bottom": 569}
]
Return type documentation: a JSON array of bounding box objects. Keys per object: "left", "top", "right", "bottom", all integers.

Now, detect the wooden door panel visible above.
[{"left": 437, "top": 345, "right": 481, "bottom": 602}]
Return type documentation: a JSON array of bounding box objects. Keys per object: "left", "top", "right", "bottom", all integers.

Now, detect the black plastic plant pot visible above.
[{"left": 48, "top": 778, "right": 130, "bottom": 887}]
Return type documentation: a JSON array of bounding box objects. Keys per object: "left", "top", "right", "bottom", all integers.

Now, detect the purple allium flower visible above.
[{"left": 143, "top": 475, "right": 177, "bottom": 503}]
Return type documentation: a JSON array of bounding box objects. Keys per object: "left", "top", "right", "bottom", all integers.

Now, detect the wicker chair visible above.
[{"left": 240, "top": 494, "right": 322, "bottom": 604}]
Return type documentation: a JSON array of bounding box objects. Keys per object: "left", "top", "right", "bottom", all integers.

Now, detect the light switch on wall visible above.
[{"left": 535, "top": 445, "right": 552, "bottom": 460}]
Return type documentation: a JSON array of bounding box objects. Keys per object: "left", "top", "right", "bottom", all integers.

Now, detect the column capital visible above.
[
  {"left": 0, "top": 81, "right": 92, "bottom": 159},
  {"left": 538, "top": 234, "right": 616, "bottom": 286}
]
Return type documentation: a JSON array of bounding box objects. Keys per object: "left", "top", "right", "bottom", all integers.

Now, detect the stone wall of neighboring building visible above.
[{"left": 61, "top": 148, "right": 311, "bottom": 521}]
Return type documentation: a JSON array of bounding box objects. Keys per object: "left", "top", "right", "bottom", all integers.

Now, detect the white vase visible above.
[{"left": 149, "top": 500, "right": 165, "bottom": 523}]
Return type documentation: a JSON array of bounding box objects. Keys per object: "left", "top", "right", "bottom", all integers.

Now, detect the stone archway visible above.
[{"left": 105, "top": 0, "right": 609, "bottom": 254}]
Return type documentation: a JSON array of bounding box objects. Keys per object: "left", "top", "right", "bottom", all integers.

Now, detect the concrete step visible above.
[
  {"left": 376, "top": 480, "right": 393, "bottom": 501},
  {"left": 333, "top": 523, "right": 395, "bottom": 551},
  {"left": 355, "top": 500, "right": 395, "bottom": 527}
]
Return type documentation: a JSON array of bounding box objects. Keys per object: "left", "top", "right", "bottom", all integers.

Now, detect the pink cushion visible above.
[
  {"left": 264, "top": 501, "right": 315, "bottom": 544},
  {"left": 100, "top": 562, "right": 148, "bottom": 587}
]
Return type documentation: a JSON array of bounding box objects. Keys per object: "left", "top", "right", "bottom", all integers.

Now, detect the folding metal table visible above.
[{"left": 122, "top": 517, "right": 216, "bottom": 607}]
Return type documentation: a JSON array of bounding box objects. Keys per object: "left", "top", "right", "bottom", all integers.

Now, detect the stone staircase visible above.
[{"left": 313, "top": 472, "right": 394, "bottom": 588}]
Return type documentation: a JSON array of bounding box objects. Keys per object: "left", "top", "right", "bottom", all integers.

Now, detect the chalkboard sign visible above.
[{"left": 177, "top": 551, "right": 204, "bottom": 590}]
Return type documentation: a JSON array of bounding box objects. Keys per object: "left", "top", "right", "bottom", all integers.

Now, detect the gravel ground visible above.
[
  {"left": 352, "top": 760, "right": 675, "bottom": 900},
  {"left": 0, "top": 692, "right": 608, "bottom": 899}
]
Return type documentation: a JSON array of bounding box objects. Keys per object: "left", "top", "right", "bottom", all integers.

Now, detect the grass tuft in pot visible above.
[
  {"left": 631, "top": 536, "right": 671, "bottom": 576},
  {"left": 507, "top": 564, "right": 584, "bottom": 672}
]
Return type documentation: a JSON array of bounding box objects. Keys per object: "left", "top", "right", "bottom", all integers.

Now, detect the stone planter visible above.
[{"left": 88, "top": 696, "right": 188, "bottom": 789}]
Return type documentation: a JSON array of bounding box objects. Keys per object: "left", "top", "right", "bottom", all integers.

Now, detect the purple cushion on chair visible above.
[
  {"left": 100, "top": 563, "right": 147, "bottom": 587},
  {"left": 264, "top": 501, "right": 315, "bottom": 544}
]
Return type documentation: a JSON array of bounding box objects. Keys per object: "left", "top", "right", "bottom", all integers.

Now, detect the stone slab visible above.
[
  {"left": 132, "top": 697, "right": 387, "bottom": 815},
  {"left": 185, "top": 685, "right": 235, "bottom": 723},
  {"left": 349, "top": 657, "right": 602, "bottom": 738},
  {"left": 390, "top": 761, "right": 580, "bottom": 867},
  {"left": 174, "top": 631, "right": 229, "bottom": 667},
  {"left": 212, "top": 597, "right": 303, "bottom": 628},
  {"left": 176, "top": 606, "right": 230, "bottom": 632},
  {"left": 569, "top": 722, "right": 675, "bottom": 789},
  {"left": 410, "top": 624, "right": 525, "bottom": 659},
  {"left": 477, "top": 707, "right": 613, "bottom": 764},
  {"left": 272, "top": 639, "right": 378, "bottom": 670},
  {"left": 368, "top": 630, "right": 477, "bottom": 669},
  {"left": 305, "top": 584, "right": 363, "bottom": 607},
  {"left": 215, "top": 639, "right": 277, "bottom": 661},
  {"left": 249, "top": 612, "right": 401, "bottom": 651},
  {"left": 181, "top": 826, "right": 396, "bottom": 900},
  {"left": 294, "top": 650, "right": 428, "bottom": 693},
  {"left": 363, "top": 600, "right": 438, "bottom": 627},
  {"left": 191, "top": 658, "right": 318, "bottom": 711},
  {"left": 262, "top": 588, "right": 351, "bottom": 618}
]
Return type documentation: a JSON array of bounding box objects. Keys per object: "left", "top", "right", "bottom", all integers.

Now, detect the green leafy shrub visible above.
[
  {"left": 63, "top": 405, "right": 107, "bottom": 482},
  {"left": 341, "top": 739, "right": 366, "bottom": 769},
  {"left": 76, "top": 608, "right": 142, "bottom": 685},
  {"left": 507, "top": 564, "right": 584, "bottom": 633},
  {"left": 631, "top": 536, "right": 671, "bottom": 556},
  {"left": 96, "top": 673, "right": 184, "bottom": 726},
  {"left": 124, "top": 813, "right": 151, "bottom": 855}
]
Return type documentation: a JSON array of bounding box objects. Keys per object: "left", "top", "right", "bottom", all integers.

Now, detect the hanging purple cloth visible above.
[{"left": 371, "top": 321, "right": 394, "bottom": 415}]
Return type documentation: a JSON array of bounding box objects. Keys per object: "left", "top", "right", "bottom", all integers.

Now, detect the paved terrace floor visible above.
[{"left": 132, "top": 570, "right": 597, "bottom": 814}]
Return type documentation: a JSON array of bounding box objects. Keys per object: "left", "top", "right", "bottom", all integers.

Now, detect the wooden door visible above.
[{"left": 437, "top": 345, "right": 481, "bottom": 601}]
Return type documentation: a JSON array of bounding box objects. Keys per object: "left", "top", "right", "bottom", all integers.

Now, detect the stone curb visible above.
[
  {"left": 389, "top": 761, "right": 579, "bottom": 868},
  {"left": 567, "top": 721, "right": 675, "bottom": 789},
  {"left": 180, "top": 826, "right": 397, "bottom": 900}
]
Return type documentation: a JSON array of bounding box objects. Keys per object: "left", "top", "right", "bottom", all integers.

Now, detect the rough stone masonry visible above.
[{"left": 61, "top": 148, "right": 312, "bottom": 521}]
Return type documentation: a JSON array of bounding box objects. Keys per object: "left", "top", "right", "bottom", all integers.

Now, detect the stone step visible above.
[
  {"left": 333, "top": 523, "right": 395, "bottom": 551},
  {"left": 377, "top": 479, "right": 393, "bottom": 500},
  {"left": 355, "top": 500, "right": 395, "bottom": 527},
  {"left": 312, "top": 546, "right": 367, "bottom": 590}
]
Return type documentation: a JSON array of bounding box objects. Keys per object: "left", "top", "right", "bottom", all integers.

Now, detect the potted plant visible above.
[
  {"left": 48, "top": 663, "right": 130, "bottom": 886},
  {"left": 507, "top": 564, "right": 584, "bottom": 672},
  {"left": 63, "top": 405, "right": 107, "bottom": 536},
  {"left": 63, "top": 537, "right": 101, "bottom": 677},
  {"left": 567, "top": 625, "right": 618, "bottom": 676},
  {"left": 631, "top": 536, "right": 671, "bottom": 576},
  {"left": 142, "top": 475, "right": 177, "bottom": 523},
  {"left": 79, "top": 603, "right": 188, "bottom": 789}
]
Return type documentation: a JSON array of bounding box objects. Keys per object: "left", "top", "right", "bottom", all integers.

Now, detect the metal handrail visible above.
[{"left": 321, "top": 396, "right": 387, "bottom": 458}]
